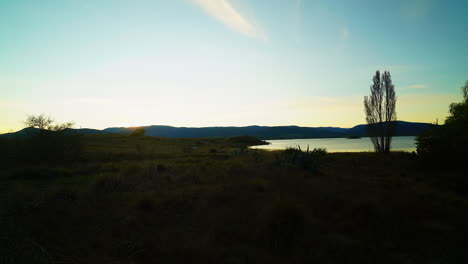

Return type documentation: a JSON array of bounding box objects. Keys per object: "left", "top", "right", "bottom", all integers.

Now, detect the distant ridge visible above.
[{"left": 1, "top": 121, "right": 434, "bottom": 140}]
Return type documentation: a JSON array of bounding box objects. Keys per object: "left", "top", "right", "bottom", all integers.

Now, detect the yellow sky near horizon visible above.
[{"left": 0, "top": 92, "right": 460, "bottom": 134}]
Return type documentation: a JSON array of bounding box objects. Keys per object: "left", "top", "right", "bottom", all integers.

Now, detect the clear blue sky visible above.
[{"left": 1, "top": 0, "right": 467, "bottom": 132}]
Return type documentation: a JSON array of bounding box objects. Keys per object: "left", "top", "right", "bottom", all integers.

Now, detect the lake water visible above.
[{"left": 251, "top": 136, "right": 417, "bottom": 153}]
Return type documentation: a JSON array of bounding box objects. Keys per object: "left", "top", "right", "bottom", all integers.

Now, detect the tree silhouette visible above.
[
  {"left": 25, "top": 114, "right": 74, "bottom": 135},
  {"left": 364, "top": 70, "right": 397, "bottom": 153},
  {"left": 416, "top": 81, "right": 468, "bottom": 167},
  {"left": 446, "top": 81, "right": 468, "bottom": 126}
]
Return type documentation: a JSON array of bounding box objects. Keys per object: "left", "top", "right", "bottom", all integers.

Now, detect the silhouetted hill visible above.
[
  {"left": 68, "top": 128, "right": 103, "bottom": 134},
  {"left": 0, "top": 127, "right": 103, "bottom": 138},
  {"left": 0, "top": 127, "right": 39, "bottom": 137},
  {"left": 347, "top": 121, "right": 433, "bottom": 137},
  {"left": 102, "top": 127, "right": 134, "bottom": 134},
  {"left": 139, "top": 125, "right": 347, "bottom": 139},
  {"left": 1, "top": 121, "right": 434, "bottom": 139}
]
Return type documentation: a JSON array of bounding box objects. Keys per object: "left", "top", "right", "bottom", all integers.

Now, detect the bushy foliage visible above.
[
  {"left": 276, "top": 145, "right": 327, "bottom": 172},
  {"left": 417, "top": 81, "right": 468, "bottom": 167},
  {"left": 130, "top": 127, "right": 146, "bottom": 137},
  {"left": 446, "top": 81, "right": 468, "bottom": 127}
]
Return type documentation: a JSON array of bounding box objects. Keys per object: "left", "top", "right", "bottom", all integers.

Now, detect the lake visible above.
[{"left": 251, "top": 136, "right": 417, "bottom": 153}]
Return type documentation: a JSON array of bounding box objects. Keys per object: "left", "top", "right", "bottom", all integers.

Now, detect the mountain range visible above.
[{"left": 1, "top": 121, "right": 433, "bottom": 140}]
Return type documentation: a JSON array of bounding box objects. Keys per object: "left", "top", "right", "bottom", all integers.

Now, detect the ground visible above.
[{"left": 1, "top": 134, "right": 467, "bottom": 263}]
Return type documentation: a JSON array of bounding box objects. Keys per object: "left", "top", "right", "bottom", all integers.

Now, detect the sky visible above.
[{"left": 1, "top": 0, "right": 467, "bottom": 133}]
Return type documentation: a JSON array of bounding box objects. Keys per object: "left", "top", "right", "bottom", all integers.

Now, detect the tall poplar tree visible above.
[{"left": 364, "top": 70, "right": 397, "bottom": 153}]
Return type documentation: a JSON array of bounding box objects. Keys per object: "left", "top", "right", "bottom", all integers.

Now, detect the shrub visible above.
[
  {"left": 416, "top": 81, "right": 468, "bottom": 168},
  {"left": 130, "top": 127, "right": 146, "bottom": 137},
  {"left": 417, "top": 124, "right": 468, "bottom": 168},
  {"left": 276, "top": 145, "right": 326, "bottom": 172}
]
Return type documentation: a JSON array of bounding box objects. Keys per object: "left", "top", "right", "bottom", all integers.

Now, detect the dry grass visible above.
[{"left": 1, "top": 134, "right": 467, "bottom": 263}]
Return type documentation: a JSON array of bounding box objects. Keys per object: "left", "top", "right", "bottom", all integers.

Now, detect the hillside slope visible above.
[{"left": 1, "top": 121, "right": 433, "bottom": 139}]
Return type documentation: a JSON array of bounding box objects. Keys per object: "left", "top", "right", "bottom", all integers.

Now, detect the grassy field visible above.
[{"left": 1, "top": 134, "right": 468, "bottom": 263}]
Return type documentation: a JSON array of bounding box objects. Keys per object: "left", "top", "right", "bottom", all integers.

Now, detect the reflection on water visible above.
[{"left": 251, "top": 136, "right": 416, "bottom": 153}]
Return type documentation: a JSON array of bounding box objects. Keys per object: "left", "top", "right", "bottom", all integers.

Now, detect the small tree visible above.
[
  {"left": 25, "top": 114, "right": 74, "bottom": 134},
  {"left": 364, "top": 70, "right": 397, "bottom": 153}
]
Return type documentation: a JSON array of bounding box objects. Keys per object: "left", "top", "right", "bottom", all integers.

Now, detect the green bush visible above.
[
  {"left": 417, "top": 81, "right": 468, "bottom": 168},
  {"left": 276, "top": 145, "right": 326, "bottom": 172},
  {"left": 130, "top": 127, "right": 146, "bottom": 137}
]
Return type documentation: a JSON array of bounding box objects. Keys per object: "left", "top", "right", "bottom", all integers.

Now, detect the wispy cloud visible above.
[
  {"left": 401, "top": 84, "right": 427, "bottom": 89},
  {"left": 190, "top": 0, "right": 266, "bottom": 40},
  {"left": 341, "top": 27, "right": 350, "bottom": 40}
]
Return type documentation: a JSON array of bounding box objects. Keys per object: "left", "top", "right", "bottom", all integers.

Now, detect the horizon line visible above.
[{"left": 1, "top": 120, "right": 433, "bottom": 135}]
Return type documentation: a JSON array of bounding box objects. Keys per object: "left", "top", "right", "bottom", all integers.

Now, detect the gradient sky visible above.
[{"left": 1, "top": 0, "right": 467, "bottom": 133}]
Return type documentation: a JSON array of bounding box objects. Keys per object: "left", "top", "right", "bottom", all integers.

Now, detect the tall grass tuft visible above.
[{"left": 276, "top": 145, "right": 327, "bottom": 172}]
